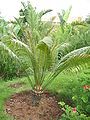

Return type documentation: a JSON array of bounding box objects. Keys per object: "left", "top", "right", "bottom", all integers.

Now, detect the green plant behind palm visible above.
[
  {"left": 0, "top": 3, "right": 90, "bottom": 94},
  {"left": 58, "top": 6, "right": 72, "bottom": 33}
]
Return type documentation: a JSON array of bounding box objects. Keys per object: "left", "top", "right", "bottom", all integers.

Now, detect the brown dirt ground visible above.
[{"left": 5, "top": 90, "right": 63, "bottom": 120}]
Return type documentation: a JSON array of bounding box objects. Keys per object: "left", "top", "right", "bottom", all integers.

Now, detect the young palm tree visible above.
[
  {"left": 1, "top": 35, "right": 90, "bottom": 93},
  {"left": 0, "top": 3, "right": 90, "bottom": 94}
]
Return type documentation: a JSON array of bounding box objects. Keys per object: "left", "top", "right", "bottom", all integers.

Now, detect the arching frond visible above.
[
  {"left": 11, "top": 38, "right": 32, "bottom": 53},
  {"left": 0, "top": 41, "right": 34, "bottom": 88},
  {"left": 0, "top": 42, "right": 19, "bottom": 60},
  {"left": 37, "top": 36, "right": 53, "bottom": 50},
  {"left": 39, "top": 9, "right": 53, "bottom": 18},
  {"left": 43, "top": 46, "right": 90, "bottom": 89}
]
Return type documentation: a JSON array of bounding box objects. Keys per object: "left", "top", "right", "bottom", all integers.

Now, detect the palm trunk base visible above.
[{"left": 31, "top": 86, "right": 43, "bottom": 106}]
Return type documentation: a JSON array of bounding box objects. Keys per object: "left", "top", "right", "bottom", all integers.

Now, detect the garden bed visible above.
[{"left": 5, "top": 90, "right": 63, "bottom": 120}]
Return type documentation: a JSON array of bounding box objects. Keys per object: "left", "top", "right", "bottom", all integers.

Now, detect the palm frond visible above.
[
  {"left": 0, "top": 41, "right": 34, "bottom": 88},
  {"left": 0, "top": 41, "right": 19, "bottom": 60},
  {"left": 11, "top": 38, "right": 39, "bottom": 85},
  {"left": 37, "top": 36, "right": 53, "bottom": 49},
  {"left": 11, "top": 37, "right": 33, "bottom": 56},
  {"left": 36, "top": 37, "right": 53, "bottom": 85},
  {"left": 43, "top": 46, "right": 90, "bottom": 89},
  {"left": 39, "top": 9, "right": 53, "bottom": 18},
  {"left": 37, "top": 37, "right": 53, "bottom": 69},
  {"left": 63, "top": 6, "right": 72, "bottom": 22}
]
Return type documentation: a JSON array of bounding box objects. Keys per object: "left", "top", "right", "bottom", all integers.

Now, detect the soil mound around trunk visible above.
[{"left": 5, "top": 90, "right": 63, "bottom": 120}]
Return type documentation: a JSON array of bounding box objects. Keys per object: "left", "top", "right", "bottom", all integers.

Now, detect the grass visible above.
[
  {"left": 0, "top": 75, "right": 69, "bottom": 120},
  {"left": 0, "top": 70, "right": 90, "bottom": 119},
  {"left": 0, "top": 77, "right": 31, "bottom": 120}
]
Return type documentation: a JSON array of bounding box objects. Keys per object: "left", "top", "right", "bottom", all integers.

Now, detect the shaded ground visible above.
[{"left": 5, "top": 90, "right": 63, "bottom": 120}]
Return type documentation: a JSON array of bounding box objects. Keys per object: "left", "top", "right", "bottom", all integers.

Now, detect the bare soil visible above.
[{"left": 5, "top": 90, "right": 63, "bottom": 120}]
